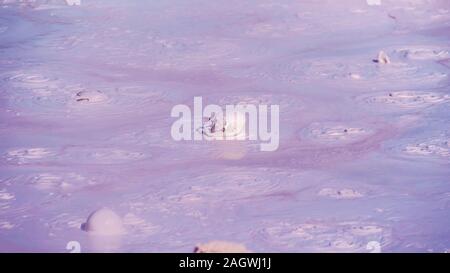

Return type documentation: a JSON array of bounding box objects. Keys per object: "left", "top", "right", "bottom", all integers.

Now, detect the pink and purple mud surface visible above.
[{"left": 0, "top": 0, "right": 449, "bottom": 252}]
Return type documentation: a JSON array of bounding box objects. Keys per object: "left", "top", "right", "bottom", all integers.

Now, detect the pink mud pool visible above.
[{"left": 0, "top": 0, "right": 449, "bottom": 252}]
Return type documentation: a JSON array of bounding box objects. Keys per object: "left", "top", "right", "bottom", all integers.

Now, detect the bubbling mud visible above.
[
  {"left": 301, "top": 122, "right": 373, "bottom": 144},
  {"left": 358, "top": 90, "right": 450, "bottom": 110},
  {"left": 74, "top": 90, "right": 109, "bottom": 104},
  {"left": 385, "top": 131, "right": 450, "bottom": 161},
  {"left": 318, "top": 188, "right": 364, "bottom": 199},
  {"left": 403, "top": 137, "right": 450, "bottom": 159},
  {"left": 395, "top": 46, "right": 450, "bottom": 61},
  {"left": 253, "top": 220, "right": 388, "bottom": 252},
  {"left": 4, "top": 72, "right": 58, "bottom": 88}
]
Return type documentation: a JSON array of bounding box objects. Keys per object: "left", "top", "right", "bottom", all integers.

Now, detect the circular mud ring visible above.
[
  {"left": 385, "top": 132, "right": 450, "bottom": 161},
  {"left": 403, "top": 137, "right": 450, "bottom": 159},
  {"left": 60, "top": 146, "right": 148, "bottom": 165},
  {"left": 252, "top": 221, "right": 388, "bottom": 252},
  {"left": 355, "top": 90, "right": 449, "bottom": 112},
  {"left": 394, "top": 46, "right": 450, "bottom": 61},
  {"left": 299, "top": 122, "right": 374, "bottom": 144}
]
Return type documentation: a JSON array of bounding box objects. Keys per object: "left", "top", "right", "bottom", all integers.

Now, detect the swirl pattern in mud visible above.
[{"left": 0, "top": 0, "right": 449, "bottom": 253}]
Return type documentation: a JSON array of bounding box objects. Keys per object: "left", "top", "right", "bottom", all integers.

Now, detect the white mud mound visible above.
[{"left": 82, "top": 208, "right": 125, "bottom": 236}]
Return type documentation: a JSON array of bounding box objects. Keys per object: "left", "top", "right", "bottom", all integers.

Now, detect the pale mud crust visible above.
[
  {"left": 403, "top": 135, "right": 450, "bottom": 159},
  {"left": 252, "top": 220, "right": 389, "bottom": 252}
]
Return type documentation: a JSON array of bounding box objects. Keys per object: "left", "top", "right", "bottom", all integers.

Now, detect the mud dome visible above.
[{"left": 0, "top": 0, "right": 449, "bottom": 253}]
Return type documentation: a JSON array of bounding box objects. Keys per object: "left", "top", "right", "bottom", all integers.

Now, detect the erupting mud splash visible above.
[{"left": 0, "top": 0, "right": 449, "bottom": 252}]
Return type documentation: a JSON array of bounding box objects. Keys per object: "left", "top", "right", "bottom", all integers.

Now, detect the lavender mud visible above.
[{"left": 0, "top": 0, "right": 449, "bottom": 252}]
